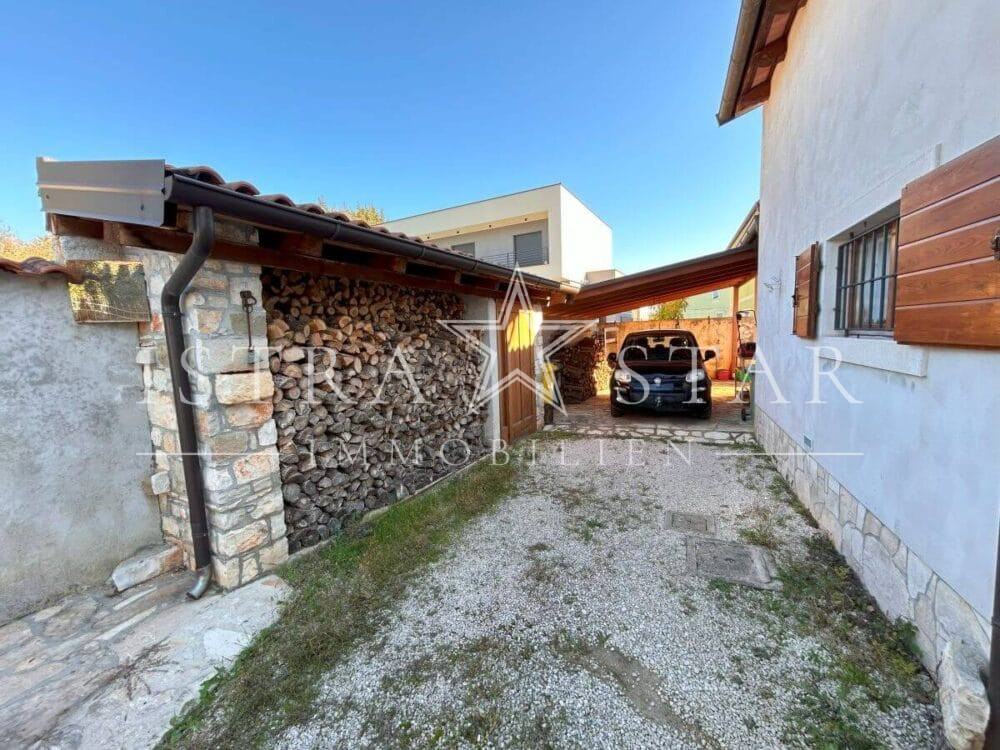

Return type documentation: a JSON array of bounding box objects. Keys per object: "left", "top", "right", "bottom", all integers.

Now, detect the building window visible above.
[
  {"left": 451, "top": 241, "right": 475, "bottom": 256},
  {"left": 835, "top": 217, "right": 899, "bottom": 335},
  {"left": 513, "top": 231, "right": 547, "bottom": 266}
]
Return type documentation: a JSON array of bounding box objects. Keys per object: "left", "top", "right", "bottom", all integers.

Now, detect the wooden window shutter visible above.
[
  {"left": 895, "top": 135, "right": 1000, "bottom": 347},
  {"left": 792, "top": 242, "right": 820, "bottom": 337}
]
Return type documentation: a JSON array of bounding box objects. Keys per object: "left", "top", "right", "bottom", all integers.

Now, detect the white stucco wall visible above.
[
  {"left": 382, "top": 184, "right": 612, "bottom": 285},
  {"left": 438, "top": 219, "right": 549, "bottom": 270},
  {"left": 756, "top": 0, "right": 1000, "bottom": 617},
  {"left": 557, "top": 186, "right": 613, "bottom": 286},
  {"left": 0, "top": 275, "right": 161, "bottom": 622}
]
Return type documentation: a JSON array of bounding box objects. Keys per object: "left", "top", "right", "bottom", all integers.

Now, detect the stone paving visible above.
[
  {"left": 0, "top": 572, "right": 289, "bottom": 749},
  {"left": 553, "top": 380, "right": 753, "bottom": 444}
]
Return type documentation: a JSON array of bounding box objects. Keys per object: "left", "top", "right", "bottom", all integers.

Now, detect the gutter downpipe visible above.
[
  {"left": 161, "top": 205, "right": 215, "bottom": 599},
  {"left": 987, "top": 526, "right": 1000, "bottom": 748}
]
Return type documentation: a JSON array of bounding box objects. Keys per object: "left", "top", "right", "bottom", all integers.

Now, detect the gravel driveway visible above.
[{"left": 277, "top": 436, "right": 941, "bottom": 749}]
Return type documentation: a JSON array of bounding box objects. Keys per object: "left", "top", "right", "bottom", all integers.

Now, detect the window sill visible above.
[{"left": 815, "top": 335, "right": 928, "bottom": 377}]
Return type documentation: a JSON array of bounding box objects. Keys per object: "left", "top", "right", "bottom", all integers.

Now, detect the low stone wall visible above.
[
  {"left": 261, "top": 269, "right": 488, "bottom": 553},
  {"left": 755, "top": 408, "right": 989, "bottom": 674}
]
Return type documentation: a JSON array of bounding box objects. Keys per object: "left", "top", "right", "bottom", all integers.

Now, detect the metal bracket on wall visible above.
[{"left": 240, "top": 290, "right": 257, "bottom": 363}]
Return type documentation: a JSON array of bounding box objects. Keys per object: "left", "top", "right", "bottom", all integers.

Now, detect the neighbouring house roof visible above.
[
  {"left": 0, "top": 256, "right": 84, "bottom": 283},
  {"left": 717, "top": 0, "right": 806, "bottom": 124},
  {"left": 36, "top": 159, "right": 570, "bottom": 302}
]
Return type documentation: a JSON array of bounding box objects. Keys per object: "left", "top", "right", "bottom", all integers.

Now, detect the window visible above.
[
  {"left": 513, "top": 231, "right": 546, "bottom": 266},
  {"left": 451, "top": 241, "right": 475, "bottom": 256},
  {"left": 835, "top": 217, "right": 899, "bottom": 335}
]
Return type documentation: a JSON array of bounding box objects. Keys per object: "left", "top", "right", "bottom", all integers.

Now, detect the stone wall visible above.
[
  {"left": 55, "top": 235, "right": 289, "bottom": 590},
  {"left": 131, "top": 249, "right": 288, "bottom": 587},
  {"left": 756, "top": 408, "right": 990, "bottom": 675},
  {"left": 261, "top": 269, "right": 488, "bottom": 553}
]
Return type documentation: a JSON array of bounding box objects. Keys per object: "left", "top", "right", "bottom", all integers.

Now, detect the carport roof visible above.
[{"left": 547, "top": 242, "right": 757, "bottom": 320}]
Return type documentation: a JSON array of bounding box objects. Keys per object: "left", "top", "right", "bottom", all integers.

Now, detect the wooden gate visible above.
[{"left": 499, "top": 306, "right": 537, "bottom": 444}]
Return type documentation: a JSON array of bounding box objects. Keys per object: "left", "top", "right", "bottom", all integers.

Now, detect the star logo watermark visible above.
[{"left": 438, "top": 266, "right": 598, "bottom": 415}]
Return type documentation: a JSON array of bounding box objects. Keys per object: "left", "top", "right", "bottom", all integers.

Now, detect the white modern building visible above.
[
  {"left": 718, "top": 0, "right": 999, "bottom": 717},
  {"left": 381, "top": 184, "right": 613, "bottom": 286}
]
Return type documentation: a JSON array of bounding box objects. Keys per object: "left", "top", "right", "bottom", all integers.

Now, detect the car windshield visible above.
[{"left": 620, "top": 332, "right": 699, "bottom": 362}]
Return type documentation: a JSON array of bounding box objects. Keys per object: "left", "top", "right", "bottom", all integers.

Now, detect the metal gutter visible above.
[
  {"left": 161, "top": 205, "right": 216, "bottom": 599},
  {"left": 717, "top": 0, "right": 764, "bottom": 125},
  {"left": 164, "top": 175, "right": 573, "bottom": 296}
]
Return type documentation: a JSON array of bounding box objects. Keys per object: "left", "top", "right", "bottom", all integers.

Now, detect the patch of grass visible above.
[
  {"left": 158, "top": 456, "right": 522, "bottom": 749},
  {"left": 769, "top": 472, "right": 818, "bottom": 529},
  {"left": 773, "top": 534, "right": 933, "bottom": 739},
  {"left": 367, "top": 631, "right": 567, "bottom": 748},
  {"left": 738, "top": 526, "right": 779, "bottom": 549},
  {"left": 738, "top": 502, "right": 781, "bottom": 550},
  {"left": 785, "top": 676, "right": 886, "bottom": 750},
  {"left": 707, "top": 578, "right": 736, "bottom": 598}
]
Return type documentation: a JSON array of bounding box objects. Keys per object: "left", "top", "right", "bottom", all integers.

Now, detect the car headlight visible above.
[
  {"left": 613, "top": 368, "right": 631, "bottom": 384},
  {"left": 684, "top": 369, "right": 706, "bottom": 383}
]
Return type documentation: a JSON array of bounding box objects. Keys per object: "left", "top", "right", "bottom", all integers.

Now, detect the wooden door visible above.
[{"left": 499, "top": 306, "right": 537, "bottom": 444}]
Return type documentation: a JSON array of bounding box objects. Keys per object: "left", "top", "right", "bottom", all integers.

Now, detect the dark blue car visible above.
[{"left": 606, "top": 329, "right": 715, "bottom": 419}]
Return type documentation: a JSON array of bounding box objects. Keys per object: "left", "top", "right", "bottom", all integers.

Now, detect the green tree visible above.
[
  {"left": 650, "top": 298, "right": 688, "bottom": 321},
  {"left": 0, "top": 223, "right": 55, "bottom": 261},
  {"left": 316, "top": 198, "right": 386, "bottom": 226}
]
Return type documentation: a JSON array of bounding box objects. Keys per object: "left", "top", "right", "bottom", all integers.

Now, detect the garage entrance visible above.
[{"left": 547, "top": 210, "right": 758, "bottom": 438}]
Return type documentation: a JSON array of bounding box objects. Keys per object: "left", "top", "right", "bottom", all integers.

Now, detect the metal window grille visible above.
[{"left": 834, "top": 217, "right": 899, "bottom": 334}]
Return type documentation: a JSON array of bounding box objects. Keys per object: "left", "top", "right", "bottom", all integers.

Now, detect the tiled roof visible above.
[
  {"left": 0, "top": 256, "right": 84, "bottom": 283},
  {"left": 165, "top": 165, "right": 472, "bottom": 257}
]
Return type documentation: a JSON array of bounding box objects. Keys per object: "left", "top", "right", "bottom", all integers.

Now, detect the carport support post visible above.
[{"left": 731, "top": 285, "right": 740, "bottom": 372}]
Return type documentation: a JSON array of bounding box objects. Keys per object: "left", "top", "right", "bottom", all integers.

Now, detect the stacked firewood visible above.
[
  {"left": 551, "top": 334, "right": 603, "bottom": 404},
  {"left": 262, "top": 269, "right": 487, "bottom": 552}
]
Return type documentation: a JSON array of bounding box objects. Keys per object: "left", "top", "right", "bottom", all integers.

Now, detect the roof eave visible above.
[
  {"left": 36, "top": 158, "right": 567, "bottom": 295},
  {"left": 717, "top": 0, "right": 764, "bottom": 125}
]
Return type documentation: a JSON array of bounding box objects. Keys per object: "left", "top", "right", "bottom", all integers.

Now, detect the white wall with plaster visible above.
[{"left": 755, "top": 0, "right": 1000, "bottom": 617}]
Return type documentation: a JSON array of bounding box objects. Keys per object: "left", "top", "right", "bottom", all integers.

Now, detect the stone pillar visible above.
[{"left": 56, "top": 235, "right": 289, "bottom": 588}]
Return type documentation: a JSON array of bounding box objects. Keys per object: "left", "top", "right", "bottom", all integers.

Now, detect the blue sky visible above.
[{"left": 0, "top": 1, "right": 760, "bottom": 274}]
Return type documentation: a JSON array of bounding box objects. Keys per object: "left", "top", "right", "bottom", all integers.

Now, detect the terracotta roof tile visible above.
[
  {"left": 165, "top": 164, "right": 455, "bottom": 254},
  {"left": 0, "top": 256, "right": 85, "bottom": 283}
]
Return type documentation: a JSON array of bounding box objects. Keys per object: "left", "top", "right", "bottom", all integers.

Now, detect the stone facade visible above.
[
  {"left": 131, "top": 249, "right": 288, "bottom": 588},
  {"left": 262, "top": 269, "right": 489, "bottom": 553},
  {"left": 55, "top": 235, "right": 289, "bottom": 589},
  {"left": 755, "top": 408, "right": 990, "bottom": 675}
]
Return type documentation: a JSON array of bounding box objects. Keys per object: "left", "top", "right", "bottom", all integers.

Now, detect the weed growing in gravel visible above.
[
  {"left": 158, "top": 456, "right": 522, "bottom": 750},
  {"left": 768, "top": 470, "right": 818, "bottom": 528},
  {"left": 772, "top": 534, "right": 934, "bottom": 743},
  {"left": 738, "top": 501, "right": 781, "bottom": 549}
]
